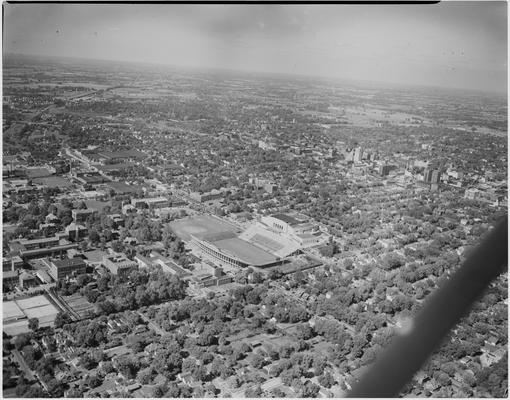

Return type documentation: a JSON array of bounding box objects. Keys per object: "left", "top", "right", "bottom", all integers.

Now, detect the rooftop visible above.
[{"left": 52, "top": 257, "right": 86, "bottom": 268}]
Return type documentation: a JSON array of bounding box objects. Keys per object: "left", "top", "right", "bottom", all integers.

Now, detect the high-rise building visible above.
[
  {"left": 354, "top": 147, "right": 363, "bottom": 163},
  {"left": 431, "top": 170, "right": 441, "bottom": 184},
  {"left": 424, "top": 169, "right": 433, "bottom": 183},
  {"left": 379, "top": 164, "right": 391, "bottom": 177},
  {"left": 424, "top": 169, "right": 440, "bottom": 183}
]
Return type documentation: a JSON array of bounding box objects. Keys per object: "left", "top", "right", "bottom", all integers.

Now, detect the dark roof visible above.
[{"left": 52, "top": 257, "right": 86, "bottom": 268}]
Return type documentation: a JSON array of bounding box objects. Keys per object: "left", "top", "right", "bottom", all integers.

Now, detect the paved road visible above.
[
  {"left": 136, "top": 311, "right": 166, "bottom": 336},
  {"left": 261, "top": 377, "right": 283, "bottom": 392},
  {"left": 46, "top": 289, "right": 80, "bottom": 320},
  {"left": 12, "top": 349, "right": 35, "bottom": 381}
]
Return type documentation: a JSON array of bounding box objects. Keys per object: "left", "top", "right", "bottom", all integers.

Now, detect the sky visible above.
[{"left": 3, "top": 2, "right": 508, "bottom": 93}]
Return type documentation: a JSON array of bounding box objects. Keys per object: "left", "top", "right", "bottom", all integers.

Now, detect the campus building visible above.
[
  {"left": 424, "top": 169, "right": 441, "bottom": 184},
  {"left": 189, "top": 189, "right": 225, "bottom": 203},
  {"left": 131, "top": 197, "right": 170, "bottom": 209},
  {"left": 72, "top": 208, "right": 98, "bottom": 223},
  {"left": 3, "top": 256, "right": 24, "bottom": 272},
  {"left": 103, "top": 254, "right": 138, "bottom": 276},
  {"left": 48, "top": 257, "right": 87, "bottom": 280}
]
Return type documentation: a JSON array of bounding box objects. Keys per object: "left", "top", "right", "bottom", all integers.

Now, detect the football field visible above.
[{"left": 170, "top": 214, "right": 241, "bottom": 241}]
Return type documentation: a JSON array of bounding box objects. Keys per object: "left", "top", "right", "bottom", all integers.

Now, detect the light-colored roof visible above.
[{"left": 212, "top": 237, "right": 278, "bottom": 266}]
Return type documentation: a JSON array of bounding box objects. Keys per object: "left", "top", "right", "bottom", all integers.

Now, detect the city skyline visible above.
[{"left": 4, "top": 2, "right": 508, "bottom": 93}]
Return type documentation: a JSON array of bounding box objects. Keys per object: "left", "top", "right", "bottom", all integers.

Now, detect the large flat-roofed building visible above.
[
  {"left": 74, "top": 172, "right": 109, "bottom": 185},
  {"left": 152, "top": 256, "right": 192, "bottom": 278},
  {"left": 464, "top": 187, "right": 504, "bottom": 207},
  {"left": 424, "top": 169, "right": 441, "bottom": 184},
  {"left": 131, "top": 197, "right": 169, "bottom": 209},
  {"left": 3, "top": 256, "right": 24, "bottom": 271},
  {"left": 14, "top": 236, "right": 60, "bottom": 250},
  {"left": 48, "top": 257, "right": 87, "bottom": 280},
  {"left": 3, "top": 270, "right": 19, "bottom": 286},
  {"left": 72, "top": 208, "right": 98, "bottom": 223},
  {"left": 103, "top": 254, "right": 138, "bottom": 276},
  {"left": 9, "top": 233, "right": 77, "bottom": 260},
  {"left": 19, "top": 243, "right": 78, "bottom": 260},
  {"left": 189, "top": 189, "right": 225, "bottom": 203},
  {"left": 65, "top": 223, "right": 88, "bottom": 241},
  {"left": 191, "top": 273, "right": 233, "bottom": 288}
]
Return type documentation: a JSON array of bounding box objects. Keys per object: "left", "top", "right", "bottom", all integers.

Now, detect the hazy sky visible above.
[{"left": 4, "top": 2, "right": 507, "bottom": 93}]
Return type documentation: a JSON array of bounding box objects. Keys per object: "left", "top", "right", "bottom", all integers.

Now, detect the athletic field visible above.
[
  {"left": 3, "top": 294, "right": 59, "bottom": 335},
  {"left": 170, "top": 214, "right": 242, "bottom": 241}
]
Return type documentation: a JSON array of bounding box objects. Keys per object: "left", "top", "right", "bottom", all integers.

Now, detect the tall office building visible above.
[
  {"left": 424, "top": 169, "right": 441, "bottom": 183},
  {"left": 431, "top": 170, "right": 441, "bottom": 183},
  {"left": 354, "top": 147, "right": 363, "bottom": 163}
]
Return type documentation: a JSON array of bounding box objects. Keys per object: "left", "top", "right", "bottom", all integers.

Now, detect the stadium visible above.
[{"left": 174, "top": 214, "right": 325, "bottom": 269}]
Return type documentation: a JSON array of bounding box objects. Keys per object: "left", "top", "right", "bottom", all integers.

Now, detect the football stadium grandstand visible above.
[{"left": 260, "top": 213, "right": 330, "bottom": 248}]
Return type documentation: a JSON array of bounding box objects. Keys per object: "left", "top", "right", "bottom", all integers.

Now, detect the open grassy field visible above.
[
  {"left": 170, "top": 214, "right": 241, "bottom": 241},
  {"left": 33, "top": 176, "right": 74, "bottom": 188}
]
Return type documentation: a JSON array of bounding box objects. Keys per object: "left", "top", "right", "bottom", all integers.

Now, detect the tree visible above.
[
  {"left": 251, "top": 272, "right": 264, "bottom": 284},
  {"left": 205, "top": 382, "right": 217, "bottom": 395},
  {"left": 251, "top": 353, "right": 265, "bottom": 369},
  {"left": 153, "top": 384, "right": 167, "bottom": 398},
  {"left": 268, "top": 268, "right": 283, "bottom": 280},
  {"left": 296, "top": 323, "right": 315, "bottom": 341},
  {"left": 245, "top": 385, "right": 263, "bottom": 398},
  {"left": 318, "top": 372, "right": 335, "bottom": 388},
  {"left": 14, "top": 333, "right": 32, "bottom": 350},
  {"left": 79, "top": 353, "right": 98, "bottom": 370},
  {"left": 89, "top": 229, "right": 100, "bottom": 243},
  {"left": 28, "top": 318, "right": 39, "bottom": 332},
  {"left": 76, "top": 274, "right": 91, "bottom": 287},
  {"left": 301, "top": 380, "right": 320, "bottom": 397},
  {"left": 193, "top": 365, "right": 208, "bottom": 382},
  {"left": 86, "top": 374, "right": 103, "bottom": 389},
  {"left": 47, "top": 378, "right": 65, "bottom": 397}
]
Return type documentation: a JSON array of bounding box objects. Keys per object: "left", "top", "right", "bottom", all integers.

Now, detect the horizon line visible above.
[{"left": 4, "top": 52, "right": 508, "bottom": 97}]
